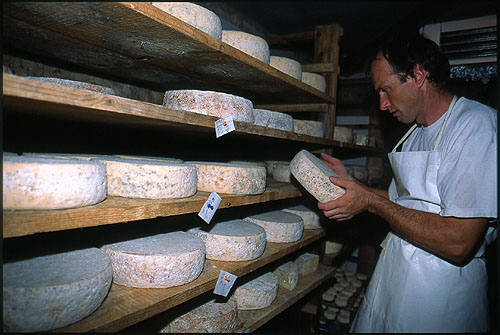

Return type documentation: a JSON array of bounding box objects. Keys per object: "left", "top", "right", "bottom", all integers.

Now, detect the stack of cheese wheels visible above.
[
  {"left": 3, "top": 154, "right": 107, "bottom": 210},
  {"left": 3, "top": 248, "right": 112, "bottom": 332},
  {"left": 253, "top": 108, "right": 294, "bottom": 131},
  {"left": 160, "top": 298, "right": 238, "bottom": 333},
  {"left": 273, "top": 261, "right": 299, "bottom": 290},
  {"left": 92, "top": 156, "right": 197, "bottom": 199},
  {"left": 222, "top": 30, "right": 270, "bottom": 64},
  {"left": 265, "top": 160, "right": 289, "bottom": 177},
  {"left": 233, "top": 272, "right": 279, "bottom": 310},
  {"left": 186, "top": 161, "right": 266, "bottom": 195},
  {"left": 163, "top": 89, "right": 254, "bottom": 123},
  {"left": 272, "top": 162, "right": 291, "bottom": 182},
  {"left": 151, "top": 2, "right": 222, "bottom": 39},
  {"left": 282, "top": 205, "right": 322, "bottom": 230},
  {"left": 301, "top": 72, "right": 326, "bottom": 92},
  {"left": 114, "top": 154, "right": 183, "bottom": 163},
  {"left": 244, "top": 210, "right": 304, "bottom": 243},
  {"left": 290, "top": 149, "right": 345, "bottom": 202},
  {"left": 28, "top": 76, "right": 116, "bottom": 95},
  {"left": 270, "top": 56, "right": 302, "bottom": 80},
  {"left": 293, "top": 119, "right": 325, "bottom": 138},
  {"left": 333, "top": 126, "right": 354, "bottom": 143},
  {"left": 188, "top": 219, "right": 266, "bottom": 261},
  {"left": 102, "top": 232, "right": 205, "bottom": 288}
]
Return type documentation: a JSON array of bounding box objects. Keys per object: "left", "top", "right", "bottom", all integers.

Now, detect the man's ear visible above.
[{"left": 413, "top": 65, "right": 427, "bottom": 88}]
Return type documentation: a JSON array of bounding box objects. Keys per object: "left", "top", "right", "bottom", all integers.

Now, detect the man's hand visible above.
[{"left": 320, "top": 153, "right": 351, "bottom": 179}]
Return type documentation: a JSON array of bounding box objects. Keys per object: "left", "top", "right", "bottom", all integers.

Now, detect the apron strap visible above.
[
  {"left": 432, "top": 95, "right": 458, "bottom": 150},
  {"left": 391, "top": 124, "right": 418, "bottom": 153}
]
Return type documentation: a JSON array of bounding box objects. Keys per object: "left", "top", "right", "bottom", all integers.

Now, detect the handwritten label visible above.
[
  {"left": 215, "top": 115, "right": 235, "bottom": 138},
  {"left": 198, "top": 191, "right": 222, "bottom": 224},
  {"left": 213, "top": 270, "right": 238, "bottom": 297}
]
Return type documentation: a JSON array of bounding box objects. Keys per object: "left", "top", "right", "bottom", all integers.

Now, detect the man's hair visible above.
[{"left": 374, "top": 32, "right": 451, "bottom": 92}]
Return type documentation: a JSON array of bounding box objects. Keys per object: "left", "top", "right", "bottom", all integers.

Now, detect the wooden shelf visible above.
[
  {"left": 235, "top": 263, "right": 334, "bottom": 332},
  {"left": 2, "top": 2, "right": 333, "bottom": 105},
  {"left": 53, "top": 229, "right": 326, "bottom": 333},
  {"left": 3, "top": 179, "right": 301, "bottom": 238}
]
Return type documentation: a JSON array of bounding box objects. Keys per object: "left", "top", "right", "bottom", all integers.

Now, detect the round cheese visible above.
[
  {"left": 323, "top": 309, "right": 337, "bottom": 320},
  {"left": 321, "top": 291, "right": 335, "bottom": 302},
  {"left": 28, "top": 76, "right": 116, "bottom": 95},
  {"left": 301, "top": 72, "right": 326, "bottom": 92},
  {"left": 188, "top": 220, "right": 266, "bottom": 261},
  {"left": 3, "top": 155, "right": 107, "bottom": 210},
  {"left": 160, "top": 298, "right": 237, "bottom": 333},
  {"left": 252, "top": 108, "right": 294, "bottom": 131},
  {"left": 273, "top": 261, "right": 299, "bottom": 290},
  {"left": 114, "top": 154, "right": 183, "bottom": 163},
  {"left": 163, "top": 89, "right": 254, "bottom": 123},
  {"left": 3, "top": 248, "right": 112, "bottom": 332},
  {"left": 282, "top": 205, "right": 322, "bottom": 230},
  {"left": 186, "top": 161, "right": 266, "bottom": 195},
  {"left": 222, "top": 30, "right": 270, "bottom": 64},
  {"left": 290, "top": 149, "right": 346, "bottom": 203},
  {"left": 92, "top": 157, "right": 197, "bottom": 199},
  {"left": 265, "top": 160, "right": 289, "bottom": 177},
  {"left": 269, "top": 56, "right": 302, "bottom": 80},
  {"left": 293, "top": 119, "right": 325, "bottom": 138},
  {"left": 23, "top": 152, "right": 110, "bottom": 161},
  {"left": 151, "top": 2, "right": 222, "bottom": 39},
  {"left": 337, "top": 312, "right": 350, "bottom": 324},
  {"left": 356, "top": 272, "right": 368, "bottom": 281},
  {"left": 227, "top": 160, "right": 267, "bottom": 168},
  {"left": 333, "top": 126, "right": 353, "bottom": 143},
  {"left": 102, "top": 232, "right": 205, "bottom": 288},
  {"left": 233, "top": 272, "right": 278, "bottom": 310},
  {"left": 244, "top": 210, "right": 303, "bottom": 243},
  {"left": 272, "top": 162, "right": 291, "bottom": 183}
]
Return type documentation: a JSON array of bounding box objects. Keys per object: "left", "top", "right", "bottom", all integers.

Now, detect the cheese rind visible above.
[
  {"left": 115, "top": 154, "right": 183, "bottom": 163},
  {"left": 233, "top": 272, "right": 279, "bottom": 310},
  {"left": 270, "top": 56, "right": 302, "bottom": 80},
  {"left": 188, "top": 220, "right": 266, "bottom": 261},
  {"left": 151, "top": 2, "right": 222, "bottom": 39},
  {"left": 163, "top": 89, "right": 254, "bottom": 123},
  {"left": 265, "top": 160, "right": 289, "bottom": 177},
  {"left": 293, "top": 120, "right": 325, "bottom": 138},
  {"left": 290, "top": 149, "right": 346, "bottom": 202},
  {"left": 301, "top": 72, "right": 326, "bottom": 92},
  {"left": 295, "top": 253, "right": 319, "bottom": 276},
  {"left": 333, "top": 126, "right": 353, "bottom": 143},
  {"left": 92, "top": 157, "right": 197, "bottom": 199},
  {"left": 3, "top": 155, "right": 107, "bottom": 210},
  {"left": 273, "top": 261, "right": 299, "bottom": 290},
  {"left": 186, "top": 161, "right": 266, "bottom": 195},
  {"left": 27, "top": 76, "right": 116, "bottom": 95},
  {"left": 102, "top": 232, "right": 205, "bottom": 288},
  {"left": 23, "top": 152, "right": 111, "bottom": 161},
  {"left": 244, "top": 210, "right": 304, "bottom": 243},
  {"left": 272, "top": 162, "right": 291, "bottom": 183},
  {"left": 3, "top": 248, "right": 112, "bottom": 332},
  {"left": 282, "top": 205, "right": 322, "bottom": 230},
  {"left": 252, "top": 109, "right": 294, "bottom": 131},
  {"left": 222, "top": 30, "right": 270, "bottom": 63}
]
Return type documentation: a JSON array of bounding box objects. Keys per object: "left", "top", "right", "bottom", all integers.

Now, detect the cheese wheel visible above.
[
  {"left": 3, "top": 155, "right": 107, "bottom": 210},
  {"left": 186, "top": 161, "right": 266, "bottom": 195},
  {"left": 295, "top": 253, "right": 319, "bottom": 276},
  {"left": 233, "top": 272, "right": 278, "bottom": 310},
  {"left": 270, "top": 56, "right": 302, "bottom": 80},
  {"left": 354, "top": 133, "right": 369, "bottom": 146},
  {"left": 188, "top": 220, "right": 266, "bottom": 261},
  {"left": 160, "top": 298, "right": 237, "bottom": 333},
  {"left": 227, "top": 160, "right": 267, "bottom": 168},
  {"left": 222, "top": 30, "right": 270, "bottom": 64},
  {"left": 321, "top": 291, "right": 335, "bottom": 302},
  {"left": 290, "top": 149, "right": 346, "bottom": 203},
  {"left": 114, "top": 154, "right": 183, "bottom": 163},
  {"left": 92, "top": 157, "right": 197, "bottom": 199},
  {"left": 335, "top": 296, "right": 348, "bottom": 307},
  {"left": 3, "top": 248, "right": 112, "bottom": 332},
  {"left": 356, "top": 272, "right": 368, "bottom": 281},
  {"left": 27, "top": 76, "right": 116, "bottom": 95},
  {"left": 151, "top": 2, "right": 222, "bottom": 39},
  {"left": 265, "top": 160, "right": 289, "bottom": 177},
  {"left": 301, "top": 72, "right": 326, "bottom": 92},
  {"left": 337, "top": 312, "right": 350, "bottom": 324},
  {"left": 333, "top": 126, "right": 353, "bottom": 143},
  {"left": 102, "top": 232, "right": 205, "bottom": 288},
  {"left": 23, "top": 152, "right": 110, "bottom": 161},
  {"left": 325, "top": 241, "right": 343, "bottom": 254},
  {"left": 323, "top": 309, "right": 337, "bottom": 320},
  {"left": 163, "top": 89, "right": 254, "bottom": 123},
  {"left": 282, "top": 205, "right": 322, "bottom": 230},
  {"left": 273, "top": 261, "right": 299, "bottom": 290},
  {"left": 293, "top": 119, "right": 325, "bottom": 138},
  {"left": 252, "top": 109, "right": 294, "bottom": 131},
  {"left": 327, "top": 306, "right": 340, "bottom": 313},
  {"left": 244, "top": 210, "right": 303, "bottom": 243},
  {"left": 272, "top": 162, "right": 291, "bottom": 183}
]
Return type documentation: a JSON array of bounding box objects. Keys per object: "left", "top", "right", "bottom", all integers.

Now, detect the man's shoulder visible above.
[{"left": 452, "top": 97, "right": 496, "bottom": 127}]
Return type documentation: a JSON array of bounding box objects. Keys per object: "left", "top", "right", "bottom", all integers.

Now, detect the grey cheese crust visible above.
[{"left": 244, "top": 210, "right": 304, "bottom": 243}]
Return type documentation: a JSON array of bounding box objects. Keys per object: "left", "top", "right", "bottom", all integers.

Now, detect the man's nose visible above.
[{"left": 379, "top": 95, "right": 391, "bottom": 111}]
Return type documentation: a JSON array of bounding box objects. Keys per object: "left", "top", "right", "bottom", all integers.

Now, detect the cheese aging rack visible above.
[{"left": 3, "top": 2, "right": 379, "bottom": 332}]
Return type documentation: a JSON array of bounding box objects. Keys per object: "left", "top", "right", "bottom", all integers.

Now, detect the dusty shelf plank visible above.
[
  {"left": 2, "top": 179, "right": 301, "bottom": 238},
  {"left": 234, "top": 263, "right": 334, "bottom": 332},
  {"left": 2, "top": 2, "right": 333, "bottom": 104},
  {"left": 54, "top": 229, "right": 326, "bottom": 333}
]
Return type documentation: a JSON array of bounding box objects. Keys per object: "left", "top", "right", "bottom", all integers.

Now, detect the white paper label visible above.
[
  {"left": 198, "top": 191, "right": 222, "bottom": 224},
  {"left": 215, "top": 115, "right": 235, "bottom": 138},
  {"left": 213, "top": 270, "right": 238, "bottom": 297}
]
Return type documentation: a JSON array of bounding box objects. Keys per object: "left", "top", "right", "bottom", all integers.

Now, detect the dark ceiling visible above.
[{"left": 223, "top": 1, "right": 497, "bottom": 76}]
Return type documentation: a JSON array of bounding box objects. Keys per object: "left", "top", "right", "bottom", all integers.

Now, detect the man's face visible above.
[{"left": 371, "top": 53, "right": 419, "bottom": 124}]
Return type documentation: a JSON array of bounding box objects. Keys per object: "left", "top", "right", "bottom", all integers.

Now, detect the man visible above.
[{"left": 318, "top": 33, "right": 497, "bottom": 332}]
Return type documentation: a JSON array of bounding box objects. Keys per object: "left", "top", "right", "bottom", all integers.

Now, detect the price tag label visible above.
[
  {"left": 198, "top": 191, "right": 222, "bottom": 224},
  {"left": 213, "top": 270, "right": 238, "bottom": 297},
  {"left": 215, "top": 115, "right": 235, "bottom": 138}
]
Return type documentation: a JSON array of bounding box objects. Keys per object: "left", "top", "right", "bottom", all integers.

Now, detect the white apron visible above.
[{"left": 351, "top": 96, "right": 490, "bottom": 333}]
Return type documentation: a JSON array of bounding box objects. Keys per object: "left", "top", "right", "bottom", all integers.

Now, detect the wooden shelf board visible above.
[
  {"left": 2, "top": 2, "right": 333, "bottom": 105},
  {"left": 234, "top": 263, "right": 334, "bottom": 332},
  {"left": 54, "top": 229, "right": 326, "bottom": 333},
  {"left": 3, "top": 179, "right": 301, "bottom": 238}
]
